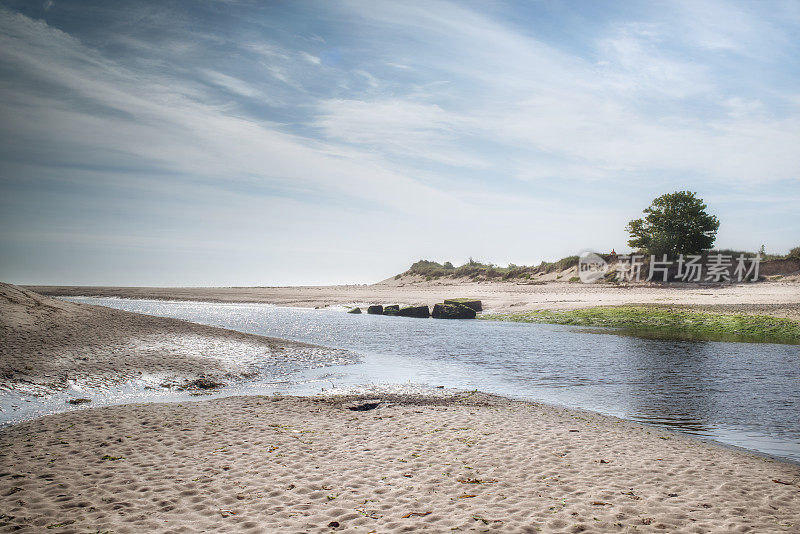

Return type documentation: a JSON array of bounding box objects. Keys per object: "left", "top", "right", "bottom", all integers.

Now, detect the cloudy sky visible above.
[{"left": 1, "top": 1, "right": 798, "bottom": 285}]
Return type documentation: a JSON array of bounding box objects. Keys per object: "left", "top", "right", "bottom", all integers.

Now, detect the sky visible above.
[{"left": 0, "top": 0, "right": 798, "bottom": 286}]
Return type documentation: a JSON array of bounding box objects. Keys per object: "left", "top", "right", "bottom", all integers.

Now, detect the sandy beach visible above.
[
  {"left": 2, "top": 283, "right": 800, "bottom": 532},
  {"left": 28, "top": 279, "right": 800, "bottom": 318},
  {"left": 0, "top": 283, "right": 352, "bottom": 395},
  {"left": 1, "top": 392, "right": 798, "bottom": 533}
]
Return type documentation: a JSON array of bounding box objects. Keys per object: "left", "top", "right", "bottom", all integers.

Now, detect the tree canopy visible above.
[{"left": 626, "top": 191, "right": 719, "bottom": 256}]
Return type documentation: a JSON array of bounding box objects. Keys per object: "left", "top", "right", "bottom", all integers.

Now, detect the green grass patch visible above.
[{"left": 481, "top": 306, "right": 800, "bottom": 344}]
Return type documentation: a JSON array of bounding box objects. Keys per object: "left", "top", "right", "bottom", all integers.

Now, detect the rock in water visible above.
[
  {"left": 398, "top": 305, "right": 430, "bottom": 318},
  {"left": 431, "top": 303, "right": 476, "bottom": 319},
  {"left": 383, "top": 305, "right": 400, "bottom": 316},
  {"left": 367, "top": 305, "right": 383, "bottom": 315},
  {"left": 347, "top": 307, "right": 362, "bottom": 314},
  {"left": 443, "top": 298, "right": 482, "bottom": 312}
]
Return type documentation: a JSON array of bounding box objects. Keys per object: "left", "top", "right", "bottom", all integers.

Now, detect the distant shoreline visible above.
[{"left": 27, "top": 279, "right": 800, "bottom": 320}]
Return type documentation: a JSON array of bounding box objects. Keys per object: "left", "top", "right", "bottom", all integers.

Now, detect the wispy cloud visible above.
[
  {"left": 0, "top": 8, "right": 454, "bottom": 215},
  {"left": 299, "top": 51, "right": 320, "bottom": 65},
  {"left": 0, "top": 0, "right": 798, "bottom": 284},
  {"left": 199, "top": 68, "right": 262, "bottom": 98},
  {"left": 324, "top": 0, "right": 800, "bottom": 186}
]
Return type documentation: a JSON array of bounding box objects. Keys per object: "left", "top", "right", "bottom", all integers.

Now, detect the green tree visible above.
[{"left": 626, "top": 191, "right": 719, "bottom": 256}]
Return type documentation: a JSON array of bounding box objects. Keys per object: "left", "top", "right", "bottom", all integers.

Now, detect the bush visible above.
[
  {"left": 407, "top": 260, "right": 451, "bottom": 278},
  {"left": 538, "top": 256, "right": 579, "bottom": 273}
]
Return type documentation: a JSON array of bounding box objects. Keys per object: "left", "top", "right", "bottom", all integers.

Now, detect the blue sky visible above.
[{"left": 0, "top": 0, "right": 798, "bottom": 285}]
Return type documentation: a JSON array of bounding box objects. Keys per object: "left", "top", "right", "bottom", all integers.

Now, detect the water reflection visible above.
[
  {"left": 613, "top": 335, "right": 719, "bottom": 433},
  {"left": 585, "top": 327, "right": 800, "bottom": 345}
]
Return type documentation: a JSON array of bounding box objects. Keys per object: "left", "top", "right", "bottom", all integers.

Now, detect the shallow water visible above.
[{"left": 5, "top": 297, "right": 800, "bottom": 463}]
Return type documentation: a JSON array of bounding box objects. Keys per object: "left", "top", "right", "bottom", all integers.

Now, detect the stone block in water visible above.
[
  {"left": 431, "top": 303, "right": 476, "bottom": 319},
  {"left": 398, "top": 305, "right": 430, "bottom": 318},
  {"left": 443, "top": 298, "right": 482, "bottom": 312}
]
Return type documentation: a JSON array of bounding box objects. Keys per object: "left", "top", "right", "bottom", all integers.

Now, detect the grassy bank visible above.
[{"left": 482, "top": 306, "right": 800, "bottom": 344}]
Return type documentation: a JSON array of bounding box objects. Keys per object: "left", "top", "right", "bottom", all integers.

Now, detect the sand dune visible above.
[
  {"left": 0, "top": 392, "right": 798, "bottom": 533},
  {"left": 0, "top": 283, "right": 351, "bottom": 394}
]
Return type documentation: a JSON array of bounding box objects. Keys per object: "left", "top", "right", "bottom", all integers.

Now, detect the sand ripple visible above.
[{"left": 0, "top": 393, "right": 798, "bottom": 533}]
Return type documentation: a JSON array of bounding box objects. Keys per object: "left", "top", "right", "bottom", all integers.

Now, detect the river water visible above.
[{"left": 4, "top": 297, "right": 799, "bottom": 463}]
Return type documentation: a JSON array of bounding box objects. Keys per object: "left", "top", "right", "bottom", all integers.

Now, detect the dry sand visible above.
[
  {"left": 29, "top": 279, "right": 800, "bottom": 318},
  {"left": 0, "top": 392, "right": 798, "bottom": 533},
  {"left": 0, "top": 283, "right": 351, "bottom": 395}
]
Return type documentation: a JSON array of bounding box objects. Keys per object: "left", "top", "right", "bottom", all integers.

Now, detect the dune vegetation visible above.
[
  {"left": 398, "top": 246, "right": 800, "bottom": 282},
  {"left": 398, "top": 257, "right": 581, "bottom": 281}
]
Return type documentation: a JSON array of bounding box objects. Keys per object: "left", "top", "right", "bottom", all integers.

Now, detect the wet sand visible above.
[
  {"left": 1, "top": 392, "right": 798, "bottom": 533},
  {"left": 0, "top": 283, "right": 351, "bottom": 395}
]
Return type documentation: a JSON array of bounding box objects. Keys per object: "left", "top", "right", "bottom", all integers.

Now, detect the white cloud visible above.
[
  {"left": 243, "top": 42, "right": 290, "bottom": 60},
  {"left": 199, "top": 68, "right": 262, "bottom": 98},
  {"left": 668, "top": 0, "right": 788, "bottom": 56},
  {"left": 597, "top": 24, "right": 711, "bottom": 98},
  {"left": 299, "top": 51, "right": 321, "bottom": 65},
  {"left": 0, "top": 9, "right": 460, "bottom": 218},
  {"left": 325, "top": 0, "right": 800, "bottom": 186},
  {"left": 313, "top": 98, "right": 487, "bottom": 168}
]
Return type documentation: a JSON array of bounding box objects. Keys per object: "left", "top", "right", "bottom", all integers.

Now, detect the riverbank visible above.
[
  {"left": 0, "top": 283, "right": 352, "bottom": 394},
  {"left": 484, "top": 305, "right": 800, "bottom": 344},
  {"left": 1, "top": 392, "right": 798, "bottom": 533},
  {"left": 26, "top": 279, "right": 800, "bottom": 318},
  {"left": 28, "top": 281, "right": 800, "bottom": 345}
]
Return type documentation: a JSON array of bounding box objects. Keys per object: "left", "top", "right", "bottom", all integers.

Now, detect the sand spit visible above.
[
  {"left": 0, "top": 283, "right": 351, "bottom": 394},
  {"left": 28, "top": 280, "right": 800, "bottom": 318},
  {"left": 0, "top": 392, "right": 798, "bottom": 533}
]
